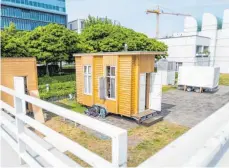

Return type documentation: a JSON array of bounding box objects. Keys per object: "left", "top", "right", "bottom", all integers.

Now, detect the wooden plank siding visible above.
[
  {"left": 75, "top": 57, "right": 83, "bottom": 104},
  {"left": 139, "top": 55, "right": 155, "bottom": 73},
  {"left": 131, "top": 55, "right": 139, "bottom": 116},
  {"left": 75, "top": 56, "right": 94, "bottom": 106},
  {"left": 93, "top": 56, "right": 104, "bottom": 105},
  {"left": 118, "top": 56, "right": 132, "bottom": 116},
  {"left": 1, "top": 58, "right": 38, "bottom": 107}
]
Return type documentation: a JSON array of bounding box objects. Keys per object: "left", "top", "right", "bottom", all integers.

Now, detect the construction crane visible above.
[{"left": 146, "top": 6, "right": 191, "bottom": 38}]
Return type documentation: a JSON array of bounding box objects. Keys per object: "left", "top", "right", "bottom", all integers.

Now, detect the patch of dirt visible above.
[{"left": 128, "top": 135, "right": 143, "bottom": 148}]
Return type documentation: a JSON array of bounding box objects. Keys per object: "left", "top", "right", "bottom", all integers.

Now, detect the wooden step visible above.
[
  {"left": 133, "top": 109, "right": 157, "bottom": 120},
  {"left": 142, "top": 116, "right": 164, "bottom": 127}
]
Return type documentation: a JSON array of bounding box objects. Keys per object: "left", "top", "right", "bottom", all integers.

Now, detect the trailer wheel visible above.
[
  {"left": 99, "top": 107, "right": 107, "bottom": 119},
  {"left": 187, "top": 87, "right": 192, "bottom": 92},
  {"left": 194, "top": 87, "right": 200, "bottom": 93}
]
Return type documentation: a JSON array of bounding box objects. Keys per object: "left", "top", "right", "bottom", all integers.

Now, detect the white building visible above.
[
  {"left": 159, "top": 9, "right": 229, "bottom": 73},
  {"left": 68, "top": 19, "right": 85, "bottom": 34}
]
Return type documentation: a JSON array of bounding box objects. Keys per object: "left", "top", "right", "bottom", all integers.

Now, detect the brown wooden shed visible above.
[{"left": 1, "top": 58, "right": 44, "bottom": 122}]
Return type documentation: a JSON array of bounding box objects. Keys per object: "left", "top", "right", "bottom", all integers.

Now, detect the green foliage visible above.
[
  {"left": 25, "top": 23, "right": 80, "bottom": 64},
  {"left": 84, "top": 15, "right": 113, "bottom": 28},
  {"left": 38, "top": 74, "right": 75, "bottom": 85},
  {"left": 38, "top": 74, "right": 76, "bottom": 99},
  {"left": 1, "top": 23, "right": 29, "bottom": 57},
  {"left": 80, "top": 16, "right": 168, "bottom": 59},
  {"left": 55, "top": 99, "right": 86, "bottom": 114},
  {"left": 39, "top": 81, "right": 75, "bottom": 99},
  {"left": 2, "top": 18, "right": 168, "bottom": 65}
]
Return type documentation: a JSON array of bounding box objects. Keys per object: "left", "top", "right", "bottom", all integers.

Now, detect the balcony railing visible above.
[
  {"left": 1, "top": 77, "right": 229, "bottom": 167},
  {"left": 0, "top": 77, "right": 127, "bottom": 167}
]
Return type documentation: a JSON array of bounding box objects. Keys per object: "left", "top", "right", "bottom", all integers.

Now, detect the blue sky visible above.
[{"left": 66, "top": 0, "right": 229, "bottom": 37}]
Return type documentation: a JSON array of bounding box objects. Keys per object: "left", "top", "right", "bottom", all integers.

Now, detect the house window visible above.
[
  {"left": 106, "top": 66, "right": 115, "bottom": 99},
  {"left": 196, "top": 45, "right": 202, "bottom": 55},
  {"left": 176, "top": 62, "right": 183, "bottom": 72},
  {"left": 84, "top": 65, "right": 92, "bottom": 94}
]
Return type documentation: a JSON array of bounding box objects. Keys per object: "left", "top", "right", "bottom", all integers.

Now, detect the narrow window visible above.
[
  {"left": 106, "top": 66, "right": 115, "bottom": 99},
  {"left": 84, "top": 65, "right": 92, "bottom": 94}
]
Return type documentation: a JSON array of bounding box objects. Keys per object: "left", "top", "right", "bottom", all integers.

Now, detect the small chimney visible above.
[{"left": 124, "top": 43, "right": 128, "bottom": 51}]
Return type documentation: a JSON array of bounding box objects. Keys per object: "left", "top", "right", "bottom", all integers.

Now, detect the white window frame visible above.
[
  {"left": 84, "top": 65, "right": 92, "bottom": 95},
  {"left": 105, "top": 66, "right": 116, "bottom": 100}
]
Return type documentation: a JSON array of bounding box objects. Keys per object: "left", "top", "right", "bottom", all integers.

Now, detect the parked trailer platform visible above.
[{"left": 177, "top": 66, "right": 220, "bottom": 93}]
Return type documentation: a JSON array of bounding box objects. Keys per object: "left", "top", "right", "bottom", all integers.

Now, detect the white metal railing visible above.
[{"left": 0, "top": 77, "right": 127, "bottom": 168}]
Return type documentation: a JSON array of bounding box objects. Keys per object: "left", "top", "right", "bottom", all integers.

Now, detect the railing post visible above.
[
  {"left": 112, "top": 131, "right": 127, "bottom": 167},
  {"left": 14, "top": 77, "right": 26, "bottom": 165}
]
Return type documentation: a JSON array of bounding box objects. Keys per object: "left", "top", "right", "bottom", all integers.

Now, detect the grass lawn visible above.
[
  {"left": 45, "top": 116, "right": 188, "bottom": 167},
  {"left": 55, "top": 99, "right": 86, "bottom": 114},
  {"left": 162, "top": 85, "right": 176, "bottom": 93},
  {"left": 219, "top": 74, "right": 229, "bottom": 86}
]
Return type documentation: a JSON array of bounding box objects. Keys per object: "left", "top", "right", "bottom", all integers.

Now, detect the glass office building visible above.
[{"left": 1, "top": 0, "right": 67, "bottom": 30}]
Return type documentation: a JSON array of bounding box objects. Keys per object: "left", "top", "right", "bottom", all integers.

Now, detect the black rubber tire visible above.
[
  {"left": 187, "top": 87, "right": 192, "bottom": 92},
  {"left": 194, "top": 88, "right": 200, "bottom": 93}
]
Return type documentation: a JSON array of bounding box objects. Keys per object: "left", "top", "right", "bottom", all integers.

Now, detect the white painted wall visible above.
[
  {"left": 159, "top": 9, "right": 229, "bottom": 73},
  {"left": 215, "top": 9, "right": 229, "bottom": 73},
  {"left": 159, "top": 36, "right": 210, "bottom": 66},
  {"left": 184, "top": 16, "right": 198, "bottom": 36}
]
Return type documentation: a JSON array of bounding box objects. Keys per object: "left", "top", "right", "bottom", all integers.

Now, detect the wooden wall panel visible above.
[
  {"left": 118, "top": 56, "right": 132, "bottom": 116},
  {"left": 75, "top": 56, "right": 94, "bottom": 106},
  {"left": 1, "top": 58, "right": 38, "bottom": 107},
  {"left": 131, "top": 56, "right": 139, "bottom": 115},
  {"left": 139, "top": 55, "right": 155, "bottom": 73},
  {"left": 93, "top": 56, "right": 105, "bottom": 105},
  {"left": 75, "top": 57, "right": 83, "bottom": 104}
]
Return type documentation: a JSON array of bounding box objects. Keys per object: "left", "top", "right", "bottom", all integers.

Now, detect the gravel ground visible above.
[{"left": 161, "top": 85, "right": 229, "bottom": 128}]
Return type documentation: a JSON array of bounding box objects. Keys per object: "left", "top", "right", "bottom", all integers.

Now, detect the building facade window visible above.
[
  {"left": 176, "top": 62, "right": 183, "bottom": 72},
  {"left": 1, "top": 5, "right": 67, "bottom": 30},
  {"left": 196, "top": 45, "right": 202, "bottom": 54},
  {"left": 84, "top": 65, "right": 92, "bottom": 95},
  {"left": 2, "top": 0, "right": 66, "bottom": 12},
  {"left": 106, "top": 66, "right": 115, "bottom": 99}
]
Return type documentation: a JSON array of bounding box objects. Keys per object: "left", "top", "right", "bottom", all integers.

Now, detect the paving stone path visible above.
[{"left": 161, "top": 85, "right": 229, "bottom": 127}]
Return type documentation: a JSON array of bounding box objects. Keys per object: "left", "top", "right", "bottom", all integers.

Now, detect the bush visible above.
[
  {"left": 38, "top": 74, "right": 75, "bottom": 85},
  {"left": 39, "top": 81, "right": 76, "bottom": 99}
]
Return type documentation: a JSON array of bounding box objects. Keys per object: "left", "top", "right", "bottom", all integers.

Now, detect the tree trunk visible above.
[
  {"left": 46, "top": 62, "right": 49, "bottom": 76},
  {"left": 60, "top": 61, "right": 62, "bottom": 72}
]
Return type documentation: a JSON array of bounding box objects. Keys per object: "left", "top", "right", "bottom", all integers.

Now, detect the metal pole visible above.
[{"left": 156, "top": 14, "right": 160, "bottom": 38}]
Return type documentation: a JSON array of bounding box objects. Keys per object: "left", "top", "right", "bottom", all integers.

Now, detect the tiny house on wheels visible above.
[{"left": 74, "top": 51, "right": 164, "bottom": 124}]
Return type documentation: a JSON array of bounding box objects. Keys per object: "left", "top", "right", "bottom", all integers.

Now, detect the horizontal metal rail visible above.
[{"left": 1, "top": 81, "right": 127, "bottom": 168}]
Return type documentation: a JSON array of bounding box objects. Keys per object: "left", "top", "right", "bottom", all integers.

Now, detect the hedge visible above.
[
  {"left": 39, "top": 81, "right": 76, "bottom": 99},
  {"left": 38, "top": 74, "right": 75, "bottom": 85}
]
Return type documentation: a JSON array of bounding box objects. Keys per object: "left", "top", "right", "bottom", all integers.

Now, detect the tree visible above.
[
  {"left": 80, "top": 16, "right": 167, "bottom": 58},
  {"left": 1, "top": 23, "right": 29, "bottom": 57},
  {"left": 84, "top": 15, "right": 113, "bottom": 28},
  {"left": 25, "top": 24, "right": 80, "bottom": 75}
]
